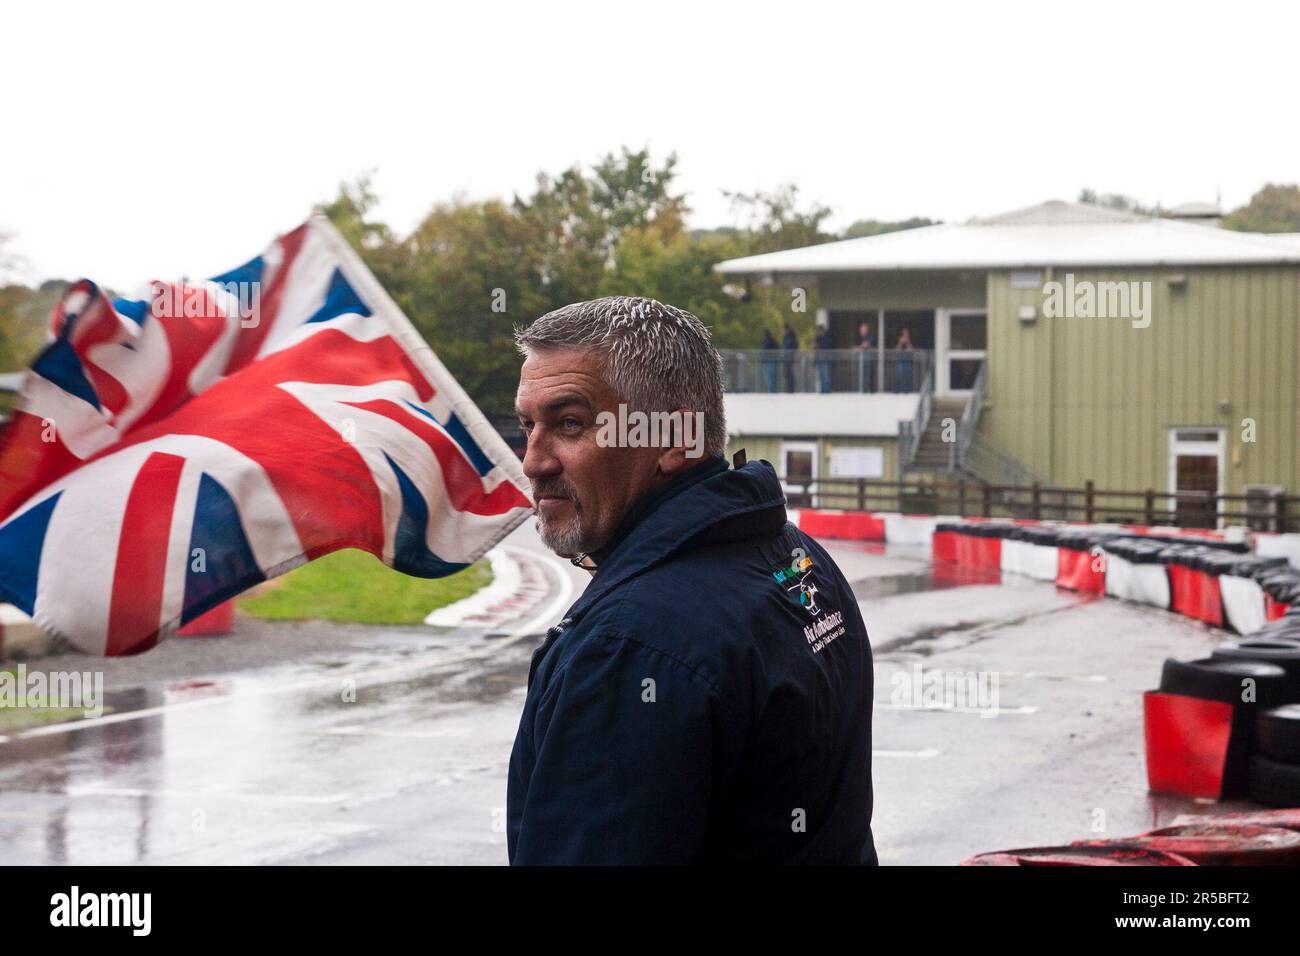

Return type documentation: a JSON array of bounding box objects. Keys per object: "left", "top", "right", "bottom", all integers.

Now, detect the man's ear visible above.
[
  {"left": 657, "top": 442, "right": 689, "bottom": 477},
  {"left": 656, "top": 406, "right": 702, "bottom": 477}
]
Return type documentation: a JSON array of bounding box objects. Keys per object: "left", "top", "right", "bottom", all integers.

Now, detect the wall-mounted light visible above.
[
  {"left": 1167, "top": 273, "right": 1188, "bottom": 287},
  {"left": 1018, "top": 304, "right": 1037, "bottom": 324}
]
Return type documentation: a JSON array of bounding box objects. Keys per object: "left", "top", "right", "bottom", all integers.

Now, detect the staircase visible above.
[
  {"left": 899, "top": 363, "right": 1040, "bottom": 487},
  {"left": 907, "top": 398, "right": 966, "bottom": 473}
]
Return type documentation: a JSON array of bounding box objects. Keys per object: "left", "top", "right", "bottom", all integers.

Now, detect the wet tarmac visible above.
[{"left": 0, "top": 528, "right": 1262, "bottom": 864}]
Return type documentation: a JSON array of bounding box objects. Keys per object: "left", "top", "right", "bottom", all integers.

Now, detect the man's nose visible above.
[{"left": 522, "top": 429, "right": 562, "bottom": 482}]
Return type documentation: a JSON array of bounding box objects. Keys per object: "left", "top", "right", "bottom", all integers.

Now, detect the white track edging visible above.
[{"left": 423, "top": 547, "right": 522, "bottom": 627}]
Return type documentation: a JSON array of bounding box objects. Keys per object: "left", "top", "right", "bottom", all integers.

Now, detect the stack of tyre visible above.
[{"left": 1159, "top": 562, "right": 1300, "bottom": 805}]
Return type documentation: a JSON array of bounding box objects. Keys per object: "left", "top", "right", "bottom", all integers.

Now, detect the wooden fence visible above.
[{"left": 782, "top": 476, "right": 1299, "bottom": 533}]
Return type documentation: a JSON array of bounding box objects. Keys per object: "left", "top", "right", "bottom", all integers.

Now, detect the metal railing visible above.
[
  {"left": 897, "top": 364, "right": 935, "bottom": 467},
  {"left": 779, "top": 475, "right": 1300, "bottom": 531},
  {"left": 961, "top": 440, "right": 1043, "bottom": 488},
  {"left": 954, "top": 361, "right": 985, "bottom": 468},
  {"left": 722, "top": 348, "right": 933, "bottom": 394}
]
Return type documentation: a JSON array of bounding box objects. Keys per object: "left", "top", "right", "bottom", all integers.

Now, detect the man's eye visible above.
[{"left": 560, "top": 417, "right": 584, "bottom": 431}]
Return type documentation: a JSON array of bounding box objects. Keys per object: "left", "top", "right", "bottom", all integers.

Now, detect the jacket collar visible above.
[{"left": 564, "top": 458, "right": 788, "bottom": 624}]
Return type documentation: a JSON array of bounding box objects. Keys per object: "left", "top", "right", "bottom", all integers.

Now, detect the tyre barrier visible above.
[
  {"left": 961, "top": 844, "right": 1197, "bottom": 866},
  {"left": 962, "top": 807, "right": 1300, "bottom": 865},
  {"left": 794, "top": 508, "right": 1300, "bottom": 814},
  {"left": 1151, "top": 635, "right": 1300, "bottom": 802},
  {"left": 928, "top": 521, "right": 1297, "bottom": 636},
  {"left": 1174, "top": 807, "right": 1300, "bottom": 831},
  {"left": 1073, "top": 824, "right": 1300, "bottom": 866},
  {"left": 1102, "top": 538, "right": 1171, "bottom": 608},
  {"left": 920, "top": 520, "right": 1300, "bottom": 805},
  {"left": 1055, "top": 530, "right": 1107, "bottom": 594}
]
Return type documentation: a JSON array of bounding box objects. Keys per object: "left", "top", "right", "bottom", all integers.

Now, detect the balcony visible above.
[{"left": 721, "top": 348, "right": 934, "bottom": 394}]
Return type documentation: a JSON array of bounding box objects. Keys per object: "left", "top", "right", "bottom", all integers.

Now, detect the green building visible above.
[{"left": 714, "top": 200, "right": 1300, "bottom": 527}]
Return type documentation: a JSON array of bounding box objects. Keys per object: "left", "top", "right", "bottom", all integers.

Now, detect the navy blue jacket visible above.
[{"left": 507, "top": 457, "right": 877, "bottom": 865}]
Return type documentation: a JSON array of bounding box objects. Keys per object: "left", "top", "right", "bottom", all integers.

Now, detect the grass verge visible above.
[{"left": 238, "top": 549, "right": 493, "bottom": 626}]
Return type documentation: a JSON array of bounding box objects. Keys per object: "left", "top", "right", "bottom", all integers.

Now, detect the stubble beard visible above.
[
  {"left": 536, "top": 510, "right": 587, "bottom": 558},
  {"left": 532, "top": 480, "right": 588, "bottom": 558}
]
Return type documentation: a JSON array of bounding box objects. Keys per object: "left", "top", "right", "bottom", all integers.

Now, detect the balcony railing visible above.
[{"left": 721, "top": 349, "right": 933, "bottom": 394}]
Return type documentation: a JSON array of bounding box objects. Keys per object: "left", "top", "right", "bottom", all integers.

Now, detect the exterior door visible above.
[
  {"left": 780, "top": 440, "right": 819, "bottom": 508},
  {"left": 936, "top": 309, "right": 987, "bottom": 396},
  {"left": 1168, "top": 428, "right": 1224, "bottom": 528}
]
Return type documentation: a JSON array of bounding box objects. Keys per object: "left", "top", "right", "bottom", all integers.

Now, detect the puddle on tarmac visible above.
[{"left": 851, "top": 566, "right": 1002, "bottom": 601}]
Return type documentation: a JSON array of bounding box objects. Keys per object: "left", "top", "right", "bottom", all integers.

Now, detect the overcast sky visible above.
[{"left": 3, "top": 0, "right": 1297, "bottom": 291}]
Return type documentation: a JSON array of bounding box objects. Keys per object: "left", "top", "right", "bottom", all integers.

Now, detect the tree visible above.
[
  {"left": 842, "top": 216, "right": 937, "bottom": 239},
  {"left": 589, "top": 147, "right": 688, "bottom": 251},
  {"left": 1078, "top": 188, "right": 1158, "bottom": 216},
  {"left": 314, "top": 172, "right": 393, "bottom": 251},
  {"left": 1223, "top": 184, "right": 1300, "bottom": 233},
  {"left": 722, "top": 184, "right": 834, "bottom": 255}
]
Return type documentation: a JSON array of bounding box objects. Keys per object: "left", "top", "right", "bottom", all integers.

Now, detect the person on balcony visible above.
[
  {"left": 854, "top": 320, "right": 877, "bottom": 392},
  {"left": 814, "top": 323, "right": 834, "bottom": 393},
  {"left": 893, "top": 327, "right": 914, "bottom": 393},
  {"left": 781, "top": 324, "right": 798, "bottom": 392},
  {"left": 760, "top": 327, "right": 779, "bottom": 392}
]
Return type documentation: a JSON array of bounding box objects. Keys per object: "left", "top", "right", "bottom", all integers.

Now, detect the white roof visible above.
[{"left": 715, "top": 200, "right": 1300, "bottom": 275}]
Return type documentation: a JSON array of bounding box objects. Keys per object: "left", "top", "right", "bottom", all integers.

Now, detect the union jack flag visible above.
[{"left": 0, "top": 216, "right": 532, "bottom": 655}]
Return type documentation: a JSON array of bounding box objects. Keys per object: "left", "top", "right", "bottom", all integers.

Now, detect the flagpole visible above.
[{"left": 308, "top": 216, "right": 531, "bottom": 511}]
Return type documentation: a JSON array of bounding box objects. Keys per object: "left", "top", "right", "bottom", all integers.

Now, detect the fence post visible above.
[
  {"left": 1031, "top": 482, "right": 1041, "bottom": 521},
  {"left": 857, "top": 478, "right": 865, "bottom": 512},
  {"left": 982, "top": 484, "right": 992, "bottom": 518},
  {"left": 1085, "top": 479, "right": 1095, "bottom": 524},
  {"left": 1279, "top": 495, "right": 1291, "bottom": 534},
  {"left": 958, "top": 480, "right": 967, "bottom": 518},
  {"left": 1144, "top": 488, "right": 1155, "bottom": 527}
]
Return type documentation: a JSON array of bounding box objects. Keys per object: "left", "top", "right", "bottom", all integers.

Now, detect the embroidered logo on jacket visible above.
[
  {"left": 772, "top": 547, "right": 820, "bottom": 616},
  {"left": 773, "top": 546, "right": 847, "bottom": 652}
]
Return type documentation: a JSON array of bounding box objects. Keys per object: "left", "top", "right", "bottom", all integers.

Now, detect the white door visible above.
[
  {"left": 936, "top": 309, "right": 987, "bottom": 396},
  {"left": 780, "top": 440, "right": 819, "bottom": 508}
]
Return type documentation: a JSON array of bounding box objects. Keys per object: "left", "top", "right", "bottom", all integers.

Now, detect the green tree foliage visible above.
[
  {"left": 1078, "top": 188, "right": 1159, "bottom": 216},
  {"left": 722, "top": 184, "right": 834, "bottom": 256},
  {"left": 842, "top": 216, "right": 937, "bottom": 238},
  {"left": 1223, "top": 183, "right": 1300, "bottom": 233},
  {"left": 316, "top": 155, "right": 854, "bottom": 416}
]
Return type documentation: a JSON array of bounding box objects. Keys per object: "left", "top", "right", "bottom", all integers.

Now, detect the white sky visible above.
[{"left": 2, "top": 0, "right": 1297, "bottom": 290}]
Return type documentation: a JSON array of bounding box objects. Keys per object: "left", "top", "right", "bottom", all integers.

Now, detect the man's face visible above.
[{"left": 515, "top": 347, "right": 663, "bottom": 558}]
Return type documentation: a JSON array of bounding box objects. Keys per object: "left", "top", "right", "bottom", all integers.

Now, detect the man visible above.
[
  {"left": 508, "top": 295, "right": 877, "bottom": 865},
  {"left": 780, "top": 323, "right": 798, "bottom": 392},
  {"left": 854, "top": 320, "right": 878, "bottom": 393},
  {"left": 814, "top": 322, "right": 834, "bottom": 393}
]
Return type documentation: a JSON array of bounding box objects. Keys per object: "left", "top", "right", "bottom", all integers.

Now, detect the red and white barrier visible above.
[
  {"left": 1219, "top": 575, "right": 1267, "bottom": 635},
  {"left": 1103, "top": 551, "right": 1171, "bottom": 609},
  {"left": 795, "top": 508, "right": 886, "bottom": 542},
  {"left": 1255, "top": 533, "right": 1300, "bottom": 571},
  {"left": 793, "top": 507, "right": 1296, "bottom": 635},
  {"left": 1056, "top": 546, "right": 1105, "bottom": 594},
  {"left": 1169, "top": 564, "right": 1224, "bottom": 628}
]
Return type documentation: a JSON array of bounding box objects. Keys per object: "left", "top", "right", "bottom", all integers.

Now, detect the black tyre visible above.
[
  {"left": 1212, "top": 641, "right": 1300, "bottom": 687},
  {"left": 1257, "top": 705, "right": 1300, "bottom": 763},
  {"left": 1158, "top": 657, "right": 1290, "bottom": 707},
  {"left": 1248, "top": 754, "right": 1300, "bottom": 808}
]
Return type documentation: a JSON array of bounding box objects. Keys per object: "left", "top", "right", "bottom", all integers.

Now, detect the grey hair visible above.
[{"left": 515, "top": 296, "right": 727, "bottom": 458}]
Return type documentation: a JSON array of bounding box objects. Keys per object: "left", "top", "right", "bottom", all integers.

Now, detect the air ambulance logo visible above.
[{"left": 772, "top": 547, "right": 820, "bottom": 616}]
